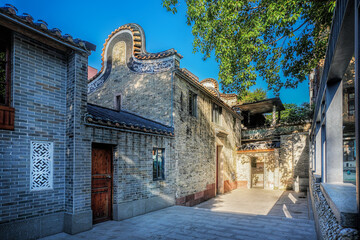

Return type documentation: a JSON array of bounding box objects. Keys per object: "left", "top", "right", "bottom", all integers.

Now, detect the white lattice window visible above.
[{"left": 30, "top": 141, "right": 53, "bottom": 191}]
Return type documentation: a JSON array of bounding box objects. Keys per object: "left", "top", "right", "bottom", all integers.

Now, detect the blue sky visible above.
[{"left": 5, "top": 0, "right": 309, "bottom": 105}]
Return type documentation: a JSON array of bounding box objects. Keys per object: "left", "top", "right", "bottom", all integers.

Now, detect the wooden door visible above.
[{"left": 91, "top": 144, "right": 113, "bottom": 224}]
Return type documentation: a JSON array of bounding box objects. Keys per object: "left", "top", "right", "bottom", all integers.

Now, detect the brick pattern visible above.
[
  {"left": 175, "top": 183, "right": 215, "bottom": 207},
  {"left": 0, "top": 33, "right": 68, "bottom": 224},
  {"left": 237, "top": 129, "right": 309, "bottom": 190},
  {"left": 85, "top": 126, "right": 176, "bottom": 205},
  {"left": 87, "top": 35, "right": 173, "bottom": 127},
  {"left": 65, "top": 51, "right": 91, "bottom": 214},
  {"left": 173, "top": 75, "right": 242, "bottom": 199},
  {"left": 224, "top": 180, "right": 238, "bottom": 193}
]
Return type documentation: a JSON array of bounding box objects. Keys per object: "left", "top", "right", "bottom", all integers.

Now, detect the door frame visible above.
[
  {"left": 215, "top": 145, "right": 223, "bottom": 194},
  {"left": 91, "top": 143, "right": 114, "bottom": 224},
  {"left": 250, "top": 157, "right": 265, "bottom": 189}
]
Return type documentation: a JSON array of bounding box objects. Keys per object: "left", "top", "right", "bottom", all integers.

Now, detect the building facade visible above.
[
  {"left": 87, "top": 23, "right": 243, "bottom": 208},
  {"left": 308, "top": 0, "right": 359, "bottom": 239},
  {"left": 0, "top": 4, "right": 314, "bottom": 240}
]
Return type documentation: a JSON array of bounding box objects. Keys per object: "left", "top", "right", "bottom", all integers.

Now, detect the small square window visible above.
[
  {"left": 189, "top": 91, "right": 197, "bottom": 117},
  {"left": 153, "top": 148, "right": 165, "bottom": 180}
]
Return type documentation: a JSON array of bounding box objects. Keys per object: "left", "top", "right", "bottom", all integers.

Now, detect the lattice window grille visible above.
[{"left": 30, "top": 141, "right": 53, "bottom": 191}]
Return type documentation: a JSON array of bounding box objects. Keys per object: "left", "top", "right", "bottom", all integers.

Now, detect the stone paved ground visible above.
[
  {"left": 196, "top": 188, "right": 284, "bottom": 215},
  {"left": 42, "top": 208, "right": 316, "bottom": 240},
  {"left": 41, "top": 189, "right": 317, "bottom": 240}
]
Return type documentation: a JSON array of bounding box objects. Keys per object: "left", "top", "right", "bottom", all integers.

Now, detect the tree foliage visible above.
[
  {"left": 239, "top": 88, "right": 267, "bottom": 103},
  {"left": 265, "top": 102, "right": 313, "bottom": 124},
  {"left": 163, "top": 0, "right": 335, "bottom": 94}
]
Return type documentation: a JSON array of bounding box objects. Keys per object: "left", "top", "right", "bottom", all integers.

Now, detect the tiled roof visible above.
[
  {"left": 0, "top": 4, "right": 96, "bottom": 52},
  {"left": 86, "top": 103, "right": 174, "bottom": 136},
  {"left": 220, "top": 93, "right": 237, "bottom": 99},
  {"left": 89, "top": 23, "right": 183, "bottom": 82},
  {"left": 176, "top": 68, "right": 243, "bottom": 120}
]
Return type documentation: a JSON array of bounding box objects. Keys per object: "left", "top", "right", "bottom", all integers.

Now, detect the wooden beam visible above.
[{"left": 237, "top": 149, "right": 275, "bottom": 154}]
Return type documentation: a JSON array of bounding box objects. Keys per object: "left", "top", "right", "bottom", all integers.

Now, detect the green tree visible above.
[
  {"left": 274, "top": 102, "right": 312, "bottom": 124},
  {"left": 239, "top": 88, "right": 267, "bottom": 103},
  {"left": 163, "top": 0, "right": 335, "bottom": 94}
]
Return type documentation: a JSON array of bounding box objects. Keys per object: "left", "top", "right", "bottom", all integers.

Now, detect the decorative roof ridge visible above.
[
  {"left": 200, "top": 78, "right": 219, "bottom": 90},
  {"left": 89, "top": 23, "right": 183, "bottom": 83},
  {"left": 87, "top": 103, "right": 174, "bottom": 130},
  {"left": 0, "top": 4, "right": 96, "bottom": 53}
]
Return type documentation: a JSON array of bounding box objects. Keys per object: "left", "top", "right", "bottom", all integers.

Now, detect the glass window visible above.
[
  {"left": 212, "top": 103, "right": 222, "bottom": 124},
  {"left": 189, "top": 91, "right": 197, "bottom": 117},
  {"left": 343, "top": 139, "right": 356, "bottom": 184},
  {"left": 0, "top": 33, "right": 10, "bottom": 106},
  {"left": 348, "top": 92, "right": 355, "bottom": 116},
  {"left": 153, "top": 148, "right": 165, "bottom": 180}
]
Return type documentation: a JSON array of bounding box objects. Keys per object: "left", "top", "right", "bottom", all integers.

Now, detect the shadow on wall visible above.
[{"left": 279, "top": 133, "right": 309, "bottom": 191}]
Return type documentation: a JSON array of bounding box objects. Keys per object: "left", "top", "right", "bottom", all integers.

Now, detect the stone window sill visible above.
[{"left": 320, "top": 182, "right": 358, "bottom": 228}]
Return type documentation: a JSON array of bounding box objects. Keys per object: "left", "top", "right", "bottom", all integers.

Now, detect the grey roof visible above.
[
  {"left": 0, "top": 4, "right": 96, "bottom": 52},
  {"left": 233, "top": 98, "right": 285, "bottom": 115},
  {"left": 86, "top": 104, "right": 174, "bottom": 136}
]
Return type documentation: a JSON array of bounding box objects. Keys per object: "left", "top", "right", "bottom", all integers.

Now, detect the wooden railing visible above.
[{"left": 0, "top": 105, "right": 14, "bottom": 130}]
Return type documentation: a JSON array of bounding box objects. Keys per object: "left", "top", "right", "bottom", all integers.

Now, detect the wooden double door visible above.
[{"left": 91, "top": 143, "right": 113, "bottom": 224}]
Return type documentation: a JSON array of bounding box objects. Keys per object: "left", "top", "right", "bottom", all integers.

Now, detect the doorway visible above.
[
  {"left": 91, "top": 143, "right": 113, "bottom": 224},
  {"left": 216, "top": 146, "right": 222, "bottom": 194},
  {"left": 251, "top": 157, "right": 264, "bottom": 188}
]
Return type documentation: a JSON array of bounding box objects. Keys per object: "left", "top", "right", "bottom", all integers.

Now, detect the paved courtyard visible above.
[{"left": 42, "top": 189, "right": 317, "bottom": 240}]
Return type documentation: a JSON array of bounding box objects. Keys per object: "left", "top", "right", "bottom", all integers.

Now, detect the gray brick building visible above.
[{"left": 0, "top": 4, "right": 312, "bottom": 240}]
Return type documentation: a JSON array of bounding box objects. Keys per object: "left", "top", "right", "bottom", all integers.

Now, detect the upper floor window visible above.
[
  {"left": 348, "top": 92, "right": 355, "bottom": 116},
  {"left": 0, "top": 27, "right": 14, "bottom": 131},
  {"left": 153, "top": 148, "right": 165, "bottom": 181},
  {"left": 212, "top": 103, "right": 222, "bottom": 124},
  {"left": 115, "top": 94, "right": 121, "bottom": 111},
  {"left": 0, "top": 27, "right": 11, "bottom": 106},
  {"left": 189, "top": 91, "right": 197, "bottom": 117}
]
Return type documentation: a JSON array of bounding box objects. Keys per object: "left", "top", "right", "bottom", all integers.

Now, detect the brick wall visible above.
[
  {"left": 237, "top": 128, "right": 309, "bottom": 191},
  {"left": 84, "top": 126, "right": 176, "bottom": 204},
  {"left": 0, "top": 33, "right": 67, "bottom": 224},
  {"left": 173, "top": 75, "right": 241, "bottom": 203}
]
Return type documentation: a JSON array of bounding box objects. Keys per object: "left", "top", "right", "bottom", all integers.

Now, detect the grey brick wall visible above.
[
  {"left": 65, "top": 51, "right": 91, "bottom": 215},
  {"left": 88, "top": 67, "right": 173, "bottom": 127},
  {"left": 84, "top": 126, "right": 176, "bottom": 204},
  {"left": 0, "top": 33, "right": 67, "bottom": 224},
  {"left": 173, "top": 75, "right": 242, "bottom": 198}
]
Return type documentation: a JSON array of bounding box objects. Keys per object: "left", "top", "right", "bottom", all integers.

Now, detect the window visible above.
[
  {"left": 343, "top": 139, "right": 356, "bottom": 184},
  {"left": 153, "top": 148, "right": 165, "bottom": 180},
  {"left": 189, "top": 91, "right": 197, "bottom": 117},
  {"left": 115, "top": 94, "right": 121, "bottom": 111},
  {"left": 233, "top": 117, "right": 236, "bottom": 130},
  {"left": 0, "top": 27, "right": 11, "bottom": 106},
  {"left": 0, "top": 27, "right": 14, "bottom": 131},
  {"left": 30, "top": 141, "right": 54, "bottom": 190},
  {"left": 348, "top": 92, "right": 355, "bottom": 116},
  {"left": 212, "top": 103, "right": 222, "bottom": 124}
]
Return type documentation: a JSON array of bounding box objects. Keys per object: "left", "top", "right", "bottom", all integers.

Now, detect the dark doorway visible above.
[
  {"left": 216, "top": 146, "right": 222, "bottom": 194},
  {"left": 91, "top": 143, "right": 113, "bottom": 224},
  {"left": 251, "top": 157, "right": 264, "bottom": 188}
]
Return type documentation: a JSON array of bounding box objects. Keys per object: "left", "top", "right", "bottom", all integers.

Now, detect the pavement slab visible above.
[{"left": 41, "top": 206, "right": 316, "bottom": 240}]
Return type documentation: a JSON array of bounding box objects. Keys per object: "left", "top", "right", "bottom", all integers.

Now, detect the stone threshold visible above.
[{"left": 320, "top": 182, "right": 359, "bottom": 228}]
